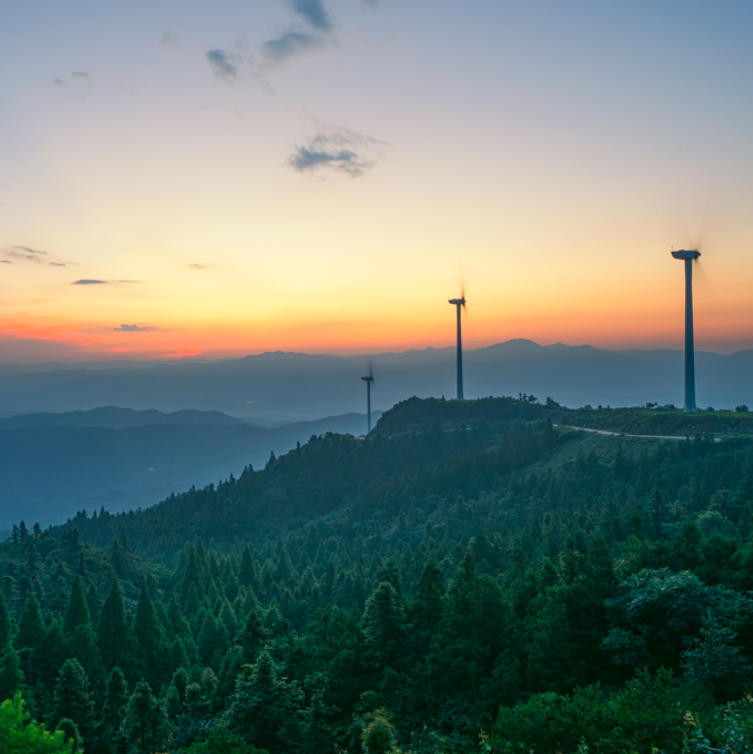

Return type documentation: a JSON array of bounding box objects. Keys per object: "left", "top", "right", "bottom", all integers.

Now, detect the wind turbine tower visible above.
[
  {"left": 671, "top": 249, "right": 701, "bottom": 413},
  {"left": 361, "top": 373, "right": 374, "bottom": 434},
  {"left": 448, "top": 295, "right": 466, "bottom": 400}
]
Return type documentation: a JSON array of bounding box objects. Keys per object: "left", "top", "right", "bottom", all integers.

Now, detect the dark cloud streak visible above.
[
  {"left": 206, "top": 0, "right": 339, "bottom": 79},
  {"left": 2, "top": 245, "right": 69, "bottom": 266},
  {"left": 205, "top": 49, "right": 239, "bottom": 81},
  {"left": 287, "top": 129, "right": 383, "bottom": 177},
  {"left": 288, "top": 0, "right": 333, "bottom": 31},
  {"left": 114, "top": 324, "right": 156, "bottom": 332}
]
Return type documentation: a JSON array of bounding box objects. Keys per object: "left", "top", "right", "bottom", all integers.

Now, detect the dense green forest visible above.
[{"left": 3, "top": 396, "right": 753, "bottom": 753}]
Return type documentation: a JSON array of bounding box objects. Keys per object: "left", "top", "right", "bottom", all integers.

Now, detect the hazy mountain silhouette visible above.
[
  {"left": 0, "top": 341, "right": 749, "bottom": 423},
  {"left": 0, "top": 409, "right": 379, "bottom": 528},
  {"left": 0, "top": 406, "right": 247, "bottom": 429}
]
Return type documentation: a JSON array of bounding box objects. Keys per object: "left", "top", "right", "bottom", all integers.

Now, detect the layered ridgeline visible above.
[
  {"left": 0, "top": 406, "right": 380, "bottom": 529},
  {"left": 2, "top": 397, "right": 753, "bottom": 752},
  {"left": 0, "top": 342, "right": 751, "bottom": 423}
]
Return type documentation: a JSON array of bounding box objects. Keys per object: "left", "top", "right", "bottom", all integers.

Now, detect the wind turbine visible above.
[
  {"left": 448, "top": 290, "right": 466, "bottom": 400},
  {"left": 671, "top": 249, "right": 701, "bottom": 413},
  {"left": 361, "top": 369, "right": 374, "bottom": 434}
]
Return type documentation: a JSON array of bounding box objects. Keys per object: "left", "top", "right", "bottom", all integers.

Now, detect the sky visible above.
[{"left": 1, "top": 0, "right": 753, "bottom": 362}]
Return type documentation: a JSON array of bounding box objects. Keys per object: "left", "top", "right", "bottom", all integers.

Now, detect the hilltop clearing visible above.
[{"left": 563, "top": 405, "right": 753, "bottom": 437}]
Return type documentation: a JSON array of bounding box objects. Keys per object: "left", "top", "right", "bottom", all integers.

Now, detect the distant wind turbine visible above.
[
  {"left": 361, "top": 369, "right": 374, "bottom": 434},
  {"left": 448, "top": 289, "right": 466, "bottom": 400},
  {"left": 671, "top": 249, "right": 701, "bottom": 413}
]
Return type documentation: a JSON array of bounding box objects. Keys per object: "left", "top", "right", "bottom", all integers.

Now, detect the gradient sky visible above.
[{"left": 1, "top": 0, "right": 752, "bottom": 362}]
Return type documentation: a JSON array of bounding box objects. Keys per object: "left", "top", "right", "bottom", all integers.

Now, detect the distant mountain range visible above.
[
  {"left": 0, "top": 340, "right": 750, "bottom": 424},
  {"left": 0, "top": 406, "right": 246, "bottom": 430},
  {"left": 0, "top": 407, "right": 379, "bottom": 529}
]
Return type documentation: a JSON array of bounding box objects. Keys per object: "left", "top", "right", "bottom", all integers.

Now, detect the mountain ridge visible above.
[{"left": 0, "top": 340, "right": 749, "bottom": 423}]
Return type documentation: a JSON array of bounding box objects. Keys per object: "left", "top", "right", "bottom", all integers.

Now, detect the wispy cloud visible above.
[
  {"left": 114, "top": 324, "right": 157, "bottom": 332},
  {"left": 51, "top": 71, "right": 92, "bottom": 96},
  {"left": 205, "top": 49, "right": 242, "bottom": 81},
  {"left": 287, "top": 127, "right": 385, "bottom": 177},
  {"left": 72, "top": 279, "right": 139, "bottom": 285},
  {"left": 288, "top": 0, "right": 333, "bottom": 32},
  {"left": 2, "top": 245, "right": 70, "bottom": 266},
  {"left": 207, "top": 0, "right": 339, "bottom": 82},
  {"left": 160, "top": 30, "right": 180, "bottom": 49},
  {"left": 188, "top": 263, "right": 212, "bottom": 270}
]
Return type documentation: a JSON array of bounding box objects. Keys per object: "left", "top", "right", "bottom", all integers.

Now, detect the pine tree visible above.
[
  {"left": 35, "top": 619, "right": 68, "bottom": 693},
  {"left": 97, "top": 579, "right": 129, "bottom": 673},
  {"left": 377, "top": 559, "right": 404, "bottom": 599},
  {"left": 238, "top": 546, "right": 255, "bottom": 588},
  {"left": 180, "top": 545, "right": 203, "bottom": 606},
  {"left": 301, "top": 686, "right": 334, "bottom": 754},
  {"left": 0, "top": 593, "right": 11, "bottom": 650},
  {"left": 169, "top": 639, "right": 189, "bottom": 674},
  {"left": 227, "top": 650, "right": 302, "bottom": 751},
  {"left": 132, "top": 580, "right": 163, "bottom": 687},
  {"left": 197, "top": 614, "right": 229, "bottom": 670},
  {"left": 363, "top": 581, "right": 406, "bottom": 667},
  {"left": 63, "top": 576, "right": 91, "bottom": 639},
  {"left": 170, "top": 667, "right": 189, "bottom": 705},
  {"left": 236, "top": 609, "right": 268, "bottom": 663},
  {"left": 218, "top": 600, "right": 238, "bottom": 640},
  {"left": 122, "top": 680, "right": 169, "bottom": 754},
  {"left": 69, "top": 624, "right": 103, "bottom": 691},
  {"left": 165, "top": 683, "right": 182, "bottom": 721},
  {"left": 15, "top": 595, "right": 45, "bottom": 651},
  {"left": 0, "top": 644, "right": 24, "bottom": 702},
  {"left": 104, "top": 666, "right": 129, "bottom": 723},
  {"left": 55, "top": 719, "right": 82, "bottom": 753},
  {"left": 98, "top": 666, "right": 129, "bottom": 751},
  {"left": 274, "top": 545, "right": 298, "bottom": 587},
  {"left": 410, "top": 557, "right": 444, "bottom": 637},
  {"left": 215, "top": 646, "right": 245, "bottom": 709},
  {"left": 86, "top": 584, "right": 100, "bottom": 627},
  {"left": 51, "top": 659, "right": 95, "bottom": 747},
  {"left": 223, "top": 570, "right": 240, "bottom": 603}
]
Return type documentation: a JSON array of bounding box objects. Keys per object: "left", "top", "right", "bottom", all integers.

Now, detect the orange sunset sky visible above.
[{"left": 2, "top": 0, "right": 752, "bottom": 362}]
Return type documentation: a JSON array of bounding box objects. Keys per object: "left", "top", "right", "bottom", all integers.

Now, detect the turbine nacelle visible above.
[
  {"left": 448, "top": 297, "right": 466, "bottom": 306},
  {"left": 361, "top": 375, "right": 374, "bottom": 383},
  {"left": 671, "top": 250, "right": 701, "bottom": 261}
]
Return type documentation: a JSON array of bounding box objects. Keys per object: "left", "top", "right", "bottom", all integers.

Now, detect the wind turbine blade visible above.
[{"left": 693, "top": 254, "right": 710, "bottom": 288}]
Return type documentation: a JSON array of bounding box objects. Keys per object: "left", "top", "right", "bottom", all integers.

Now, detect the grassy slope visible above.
[{"left": 562, "top": 407, "right": 753, "bottom": 437}]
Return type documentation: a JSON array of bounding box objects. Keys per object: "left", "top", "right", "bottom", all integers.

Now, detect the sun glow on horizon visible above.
[{"left": 1, "top": 2, "right": 752, "bottom": 364}]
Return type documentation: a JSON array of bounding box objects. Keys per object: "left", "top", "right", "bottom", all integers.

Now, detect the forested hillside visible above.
[{"left": 2, "top": 396, "right": 753, "bottom": 753}]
